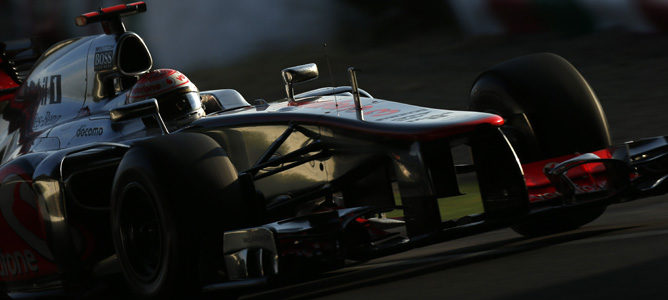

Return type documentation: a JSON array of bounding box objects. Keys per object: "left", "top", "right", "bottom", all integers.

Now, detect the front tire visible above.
[
  {"left": 111, "top": 133, "right": 250, "bottom": 298},
  {"left": 470, "top": 53, "right": 610, "bottom": 237}
]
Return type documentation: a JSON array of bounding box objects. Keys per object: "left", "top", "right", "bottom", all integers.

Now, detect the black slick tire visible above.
[
  {"left": 470, "top": 53, "right": 610, "bottom": 237},
  {"left": 110, "top": 132, "right": 250, "bottom": 298}
]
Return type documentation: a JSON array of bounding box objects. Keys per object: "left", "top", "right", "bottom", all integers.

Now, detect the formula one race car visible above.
[{"left": 2, "top": 3, "right": 668, "bottom": 299}]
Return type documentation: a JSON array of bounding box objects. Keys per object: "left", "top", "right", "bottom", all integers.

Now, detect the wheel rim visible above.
[{"left": 118, "top": 182, "right": 164, "bottom": 282}]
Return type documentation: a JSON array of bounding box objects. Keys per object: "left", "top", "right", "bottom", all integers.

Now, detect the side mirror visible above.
[
  {"left": 281, "top": 63, "right": 318, "bottom": 101},
  {"left": 110, "top": 98, "right": 169, "bottom": 134}
]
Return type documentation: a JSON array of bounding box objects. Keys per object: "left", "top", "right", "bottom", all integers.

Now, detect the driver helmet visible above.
[{"left": 127, "top": 69, "right": 204, "bottom": 129}]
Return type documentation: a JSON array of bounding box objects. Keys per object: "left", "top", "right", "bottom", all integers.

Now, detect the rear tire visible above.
[
  {"left": 470, "top": 53, "right": 610, "bottom": 237},
  {"left": 111, "top": 133, "right": 251, "bottom": 298}
]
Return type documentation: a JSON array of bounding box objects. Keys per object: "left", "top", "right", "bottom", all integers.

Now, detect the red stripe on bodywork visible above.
[{"left": 129, "top": 80, "right": 190, "bottom": 99}]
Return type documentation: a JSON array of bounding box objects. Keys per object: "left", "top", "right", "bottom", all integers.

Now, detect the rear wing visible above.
[
  {"left": 0, "top": 39, "right": 42, "bottom": 87},
  {"left": 0, "top": 39, "right": 44, "bottom": 113},
  {"left": 75, "top": 1, "right": 147, "bottom": 35}
]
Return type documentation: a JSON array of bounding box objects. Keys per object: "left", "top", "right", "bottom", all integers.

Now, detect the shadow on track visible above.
[{"left": 240, "top": 226, "right": 638, "bottom": 300}]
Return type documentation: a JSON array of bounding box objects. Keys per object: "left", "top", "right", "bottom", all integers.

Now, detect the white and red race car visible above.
[{"left": 1, "top": 2, "right": 666, "bottom": 299}]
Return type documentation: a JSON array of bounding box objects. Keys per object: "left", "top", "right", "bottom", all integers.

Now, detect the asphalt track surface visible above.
[{"left": 238, "top": 195, "right": 668, "bottom": 300}]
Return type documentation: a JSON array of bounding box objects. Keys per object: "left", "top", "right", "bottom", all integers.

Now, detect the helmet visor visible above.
[{"left": 158, "top": 91, "right": 202, "bottom": 122}]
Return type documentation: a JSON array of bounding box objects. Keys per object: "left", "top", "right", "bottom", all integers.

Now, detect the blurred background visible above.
[{"left": 2, "top": 0, "right": 668, "bottom": 143}]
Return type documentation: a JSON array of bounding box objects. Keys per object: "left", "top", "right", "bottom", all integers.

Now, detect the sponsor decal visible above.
[
  {"left": 376, "top": 109, "right": 453, "bottom": 122},
  {"left": 577, "top": 180, "right": 608, "bottom": 193},
  {"left": 93, "top": 46, "right": 114, "bottom": 71},
  {"left": 33, "top": 111, "right": 62, "bottom": 129},
  {"left": 0, "top": 249, "right": 39, "bottom": 278},
  {"left": 529, "top": 180, "right": 608, "bottom": 202},
  {"left": 374, "top": 109, "right": 429, "bottom": 122},
  {"left": 0, "top": 178, "right": 54, "bottom": 265},
  {"left": 364, "top": 108, "right": 399, "bottom": 117},
  {"left": 75, "top": 125, "right": 104, "bottom": 137},
  {"left": 23, "top": 75, "right": 62, "bottom": 105},
  {"left": 130, "top": 83, "right": 162, "bottom": 96},
  {"left": 297, "top": 100, "right": 453, "bottom": 121},
  {"left": 300, "top": 99, "right": 367, "bottom": 111}
]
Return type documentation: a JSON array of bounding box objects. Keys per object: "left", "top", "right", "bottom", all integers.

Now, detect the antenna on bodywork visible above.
[
  {"left": 348, "top": 67, "right": 364, "bottom": 121},
  {"left": 323, "top": 42, "right": 339, "bottom": 111},
  {"left": 75, "top": 1, "right": 147, "bottom": 35}
]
